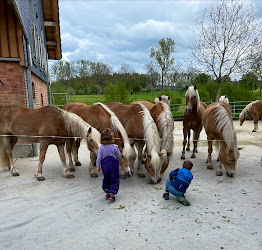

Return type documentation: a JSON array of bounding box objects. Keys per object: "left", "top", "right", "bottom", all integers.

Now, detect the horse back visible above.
[{"left": 251, "top": 100, "right": 262, "bottom": 116}]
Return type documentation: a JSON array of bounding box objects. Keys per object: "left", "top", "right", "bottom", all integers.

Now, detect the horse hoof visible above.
[
  {"left": 91, "top": 173, "right": 98, "bottom": 178},
  {"left": 120, "top": 173, "right": 128, "bottom": 179},
  {"left": 207, "top": 164, "right": 213, "bottom": 169},
  {"left": 75, "top": 162, "right": 81, "bottom": 166},
  {"left": 195, "top": 150, "right": 198, "bottom": 153},
  {"left": 191, "top": 154, "right": 195, "bottom": 158},
  {"left": 181, "top": 155, "right": 185, "bottom": 160},
  {"left": 186, "top": 148, "right": 190, "bottom": 151},
  {"left": 138, "top": 173, "right": 145, "bottom": 178},
  {"left": 66, "top": 173, "right": 75, "bottom": 179},
  {"left": 252, "top": 130, "right": 256, "bottom": 132},
  {"left": 37, "top": 176, "right": 45, "bottom": 181},
  {"left": 12, "top": 172, "right": 19, "bottom": 177},
  {"left": 216, "top": 171, "right": 222, "bottom": 176},
  {"left": 69, "top": 167, "right": 76, "bottom": 172}
]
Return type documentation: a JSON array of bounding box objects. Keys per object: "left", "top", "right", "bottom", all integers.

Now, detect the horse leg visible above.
[
  {"left": 191, "top": 130, "right": 200, "bottom": 158},
  {"left": 1, "top": 136, "right": 19, "bottom": 176},
  {"left": 35, "top": 141, "right": 49, "bottom": 181},
  {"left": 186, "top": 129, "right": 191, "bottom": 151},
  {"left": 89, "top": 151, "right": 98, "bottom": 177},
  {"left": 73, "top": 138, "right": 82, "bottom": 166},
  {"left": 216, "top": 160, "right": 223, "bottom": 176},
  {"left": 135, "top": 141, "right": 145, "bottom": 178},
  {"left": 206, "top": 137, "right": 213, "bottom": 169},
  {"left": 66, "top": 139, "right": 75, "bottom": 172},
  {"left": 252, "top": 115, "right": 259, "bottom": 132},
  {"left": 141, "top": 146, "right": 147, "bottom": 164},
  {"left": 57, "top": 143, "right": 74, "bottom": 179},
  {"left": 181, "top": 127, "right": 188, "bottom": 159}
]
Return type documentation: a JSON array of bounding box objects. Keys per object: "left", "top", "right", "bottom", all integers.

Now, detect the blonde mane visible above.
[
  {"left": 94, "top": 102, "right": 134, "bottom": 159},
  {"left": 137, "top": 103, "right": 161, "bottom": 173},
  {"left": 186, "top": 86, "right": 200, "bottom": 110},
  {"left": 215, "top": 104, "right": 238, "bottom": 159},
  {"left": 239, "top": 101, "right": 259, "bottom": 121},
  {"left": 157, "top": 102, "right": 174, "bottom": 155},
  {"left": 60, "top": 109, "right": 101, "bottom": 144}
]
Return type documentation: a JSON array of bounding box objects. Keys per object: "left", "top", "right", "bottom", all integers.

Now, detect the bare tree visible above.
[
  {"left": 192, "top": 0, "right": 262, "bottom": 100},
  {"left": 145, "top": 61, "right": 160, "bottom": 90},
  {"left": 118, "top": 63, "right": 135, "bottom": 75},
  {"left": 250, "top": 46, "right": 262, "bottom": 96},
  {"left": 150, "top": 38, "right": 175, "bottom": 90}
]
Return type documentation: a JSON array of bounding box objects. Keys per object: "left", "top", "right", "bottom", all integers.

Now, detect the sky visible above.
[{"left": 50, "top": 0, "right": 261, "bottom": 75}]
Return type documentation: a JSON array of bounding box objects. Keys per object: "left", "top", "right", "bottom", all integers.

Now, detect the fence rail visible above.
[{"left": 170, "top": 101, "right": 252, "bottom": 121}]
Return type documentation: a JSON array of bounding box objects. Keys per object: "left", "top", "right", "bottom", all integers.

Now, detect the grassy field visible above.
[{"left": 53, "top": 91, "right": 185, "bottom": 106}]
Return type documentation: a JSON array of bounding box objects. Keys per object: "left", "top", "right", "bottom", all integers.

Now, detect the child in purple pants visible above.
[{"left": 96, "top": 128, "right": 121, "bottom": 202}]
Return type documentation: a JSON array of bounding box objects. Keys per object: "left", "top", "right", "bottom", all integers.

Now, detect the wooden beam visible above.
[
  {"left": 44, "top": 21, "right": 56, "bottom": 27},
  {"left": 46, "top": 41, "right": 57, "bottom": 46}
]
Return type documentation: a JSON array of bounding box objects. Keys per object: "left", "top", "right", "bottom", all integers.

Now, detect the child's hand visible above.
[{"left": 97, "top": 167, "right": 100, "bottom": 173}]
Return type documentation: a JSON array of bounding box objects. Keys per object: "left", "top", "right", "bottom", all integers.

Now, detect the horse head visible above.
[
  {"left": 144, "top": 148, "right": 163, "bottom": 184},
  {"left": 86, "top": 127, "right": 101, "bottom": 155},
  {"left": 185, "top": 85, "right": 200, "bottom": 115}
]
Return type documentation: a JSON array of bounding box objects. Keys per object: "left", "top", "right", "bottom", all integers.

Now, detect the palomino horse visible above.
[
  {"left": 106, "top": 102, "right": 162, "bottom": 184},
  {"left": 154, "top": 95, "right": 171, "bottom": 106},
  {"left": 63, "top": 102, "right": 136, "bottom": 178},
  {"left": 203, "top": 102, "right": 240, "bottom": 177},
  {"left": 239, "top": 100, "right": 262, "bottom": 132},
  {"left": 219, "top": 95, "right": 229, "bottom": 104},
  {"left": 181, "top": 86, "right": 207, "bottom": 159},
  {"left": 0, "top": 105, "right": 101, "bottom": 180},
  {"left": 132, "top": 101, "right": 174, "bottom": 182}
]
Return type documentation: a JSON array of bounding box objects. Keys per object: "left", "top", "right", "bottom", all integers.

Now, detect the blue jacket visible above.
[{"left": 169, "top": 168, "right": 193, "bottom": 193}]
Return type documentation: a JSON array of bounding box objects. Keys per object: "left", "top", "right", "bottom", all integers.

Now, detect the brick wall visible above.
[
  {"left": 0, "top": 61, "right": 49, "bottom": 108},
  {"left": 0, "top": 61, "right": 28, "bottom": 107},
  {"left": 31, "top": 73, "right": 49, "bottom": 108}
]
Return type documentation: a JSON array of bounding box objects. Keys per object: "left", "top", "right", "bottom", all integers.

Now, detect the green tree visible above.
[
  {"left": 239, "top": 72, "right": 258, "bottom": 92},
  {"left": 150, "top": 38, "right": 175, "bottom": 90},
  {"left": 104, "top": 81, "right": 129, "bottom": 103},
  {"left": 192, "top": 73, "right": 211, "bottom": 86}
]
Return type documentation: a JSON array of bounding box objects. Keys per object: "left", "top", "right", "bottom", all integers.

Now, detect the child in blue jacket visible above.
[{"left": 163, "top": 160, "right": 193, "bottom": 206}]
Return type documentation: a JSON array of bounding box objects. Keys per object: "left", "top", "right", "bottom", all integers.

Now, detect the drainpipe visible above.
[{"left": 12, "top": 0, "right": 38, "bottom": 156}]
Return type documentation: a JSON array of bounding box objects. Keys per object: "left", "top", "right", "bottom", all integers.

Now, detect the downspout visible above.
[{"left": 12, "top": 0, "right": 38, "bottom": 156}]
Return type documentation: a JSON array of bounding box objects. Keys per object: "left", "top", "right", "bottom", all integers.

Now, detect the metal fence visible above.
[{"left": 170, "top": 101, "right": 252, "bottom": 121}]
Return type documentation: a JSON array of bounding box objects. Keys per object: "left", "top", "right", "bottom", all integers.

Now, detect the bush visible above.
[{"left": 104, "top": 81, "right": 130, "bottom": 104}]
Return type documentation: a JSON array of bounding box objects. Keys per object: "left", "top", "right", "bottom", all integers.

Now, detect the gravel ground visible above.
[{"left": 0, "top": 120, "right": 261, "bottom": 250}]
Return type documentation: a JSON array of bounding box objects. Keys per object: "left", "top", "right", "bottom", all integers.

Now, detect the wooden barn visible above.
[{"left": 0, "top": 0, "right": 62, "bottom": 156}]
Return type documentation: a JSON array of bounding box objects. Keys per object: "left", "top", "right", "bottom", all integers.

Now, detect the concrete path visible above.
[{"left": 0, "top": 121, "right": 261, "bottom": 250}]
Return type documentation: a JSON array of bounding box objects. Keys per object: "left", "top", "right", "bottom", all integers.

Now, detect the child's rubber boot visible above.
[
  {"left": 177, "top": 196, "right": 190, "bottom": 206},
  {"left": 163, "top": 192, "right": 169, "bottom": 200},
  {"left": 105, "top": 193, "right": 110, "bottom": 200},
  {"left": 109, "top": 194, "right": 115, "bottom": 202}
]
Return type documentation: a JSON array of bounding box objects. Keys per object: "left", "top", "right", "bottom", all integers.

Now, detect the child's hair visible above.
[
  {"left": 101, "top": 128, "right": 114, "bottom": 145},
  {"left": 183, "top": 160, "right": 193, "bottom": 170}
]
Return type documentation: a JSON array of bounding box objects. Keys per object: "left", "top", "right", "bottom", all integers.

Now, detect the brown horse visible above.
[
  {"left": 181, "top": 85, "right": 206, "bottom": 159},
  {"left": 106, "top": 102, "right": 162, "bottom": 184},
  {"left": 239, "top": 100, "right": 262, "bottom": 132},
  {"left": 63, "top": 102, "right": 136, "bottom": 178},
  {"left": 0, "top": 105, "right": 101, "bottom": 180},
  {"left": 132, "top": 101, "right": 174, "bottom": 181},
  {"left": 203, "top": 102, "right": 240, "bottom": 177}
]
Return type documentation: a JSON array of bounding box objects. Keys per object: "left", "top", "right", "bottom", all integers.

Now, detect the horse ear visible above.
[
  {"left": 186, "top": 85, "right": 188, "bottom": 90},
  {"left": 168, "top": 96, "right": 171, "bottom": 100},
  {"left": 194, "top": 85, "right": 197, "bottom": 90},
  {"left": 225, "top": 95, "right": 227, "bottom": 98},
  {"left": 159, "top": 96, "right": 162, "bottom": 101},
  {"left": 97, "top": 126, "right": 100, "bottom": 132},
  {"left": 88, "top": 127, "right": 92, "bottom": 135}
]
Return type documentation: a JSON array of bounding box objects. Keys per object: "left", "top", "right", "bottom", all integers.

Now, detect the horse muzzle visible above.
[
  {"left": 185, "top": 108, "right": 192, "bottom": 115},
  {"left": 226, "top": 171, "right": 235, "bottom": 178}
]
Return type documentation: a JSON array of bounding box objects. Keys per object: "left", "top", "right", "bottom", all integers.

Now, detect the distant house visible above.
[
  {"left": 0, "top": 0, "right": 62, "bottom": 156},
  {"left": 0, "top": 0, "right": 61, "bottom": 108}
]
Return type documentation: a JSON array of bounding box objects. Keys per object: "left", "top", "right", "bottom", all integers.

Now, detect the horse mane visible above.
[
  {"left": 186, "top": 86, "right": 200, "bottom": 110},
  {"left": 136, "top": 103, "right": 161, "bottom": 172},
  {"left": 239, "top": 100, "right": 259, "bottom": 121},
  {"left": 94, "top": 102, "right": 133, "bottom": 159},
  {"left": 215, "top": 104, "right": 238, "bottom": 159},
  {"left": 60, "top": 108, "right": 100, "bottom": 143},
  {"left": 157, "top": 102, "right": 174, "bottom": 155}
]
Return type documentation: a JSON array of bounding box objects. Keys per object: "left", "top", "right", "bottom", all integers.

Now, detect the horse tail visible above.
[{"left": 0, "top": 139, "right": 10, "bottom": 169}]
